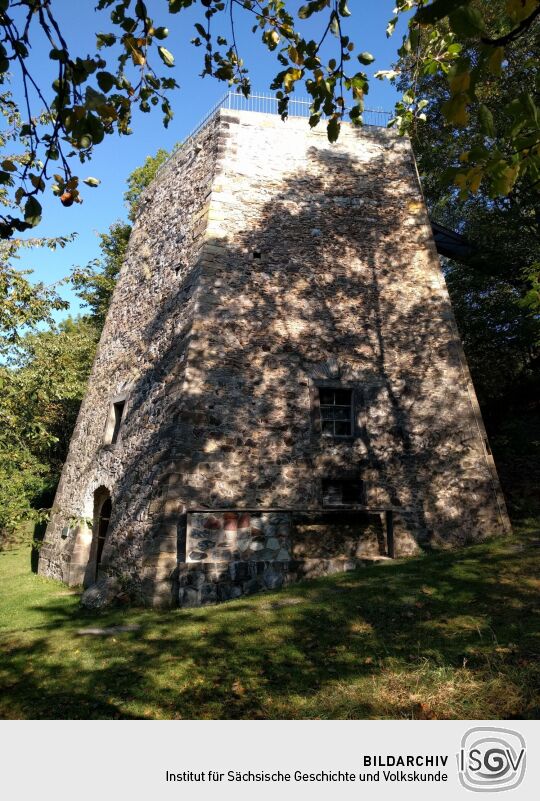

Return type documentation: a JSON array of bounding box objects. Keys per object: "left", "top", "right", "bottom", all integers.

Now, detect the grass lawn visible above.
[{"left": 0, "top": 522, "right": 539, "bottom": 720}]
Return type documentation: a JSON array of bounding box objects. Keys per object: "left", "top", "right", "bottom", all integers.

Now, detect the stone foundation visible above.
[
  {"left": 175, "top": 507, "right": 407, "bottom": 607},
  {"left": 178, "top": 556, "right": 388, "bottom": 608}
]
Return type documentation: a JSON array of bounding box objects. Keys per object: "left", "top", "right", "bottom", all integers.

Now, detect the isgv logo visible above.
[{"left": 458, "top": 727, "right": 526, "bottom": 792}]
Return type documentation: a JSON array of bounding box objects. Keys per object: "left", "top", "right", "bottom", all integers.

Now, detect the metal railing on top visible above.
[
  {"left": 156, "top": 91, "right": 392, "bottom": 177},
  {"left": 223, "top": 91, "right": 391, "bottom": 129}
]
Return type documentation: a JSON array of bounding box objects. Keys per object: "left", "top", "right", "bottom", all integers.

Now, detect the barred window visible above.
[{"left": 319, "top": 387, "right": 353, "bottom": 437}]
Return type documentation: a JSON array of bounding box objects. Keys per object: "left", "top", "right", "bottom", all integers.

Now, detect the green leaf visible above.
[
  {"left": 479, "top": 104, "right": 495, "bottom": 137},
  {"left": 449, "top": 69, "right": 470, "bottom": 95},
  {"left": 83, "top": 177, "right": 101, "bottom": 187},
  {"left": 24, "top": 197, "right": 42, "bottom": 227},
  {"left": 441, "top": 93, "right": 469, "bottom": 126},
  {"left": 96, "top": 71, "right": 115, "bottom": 93},
  {"left": 521, "top": 92, "right": 539, "bottom": 126},
  {"left": 194, "top": 23, "right": 208, "bottom": 40},
  {"left": 283, "top": 68, "right": 302, "bottom": 92},
  {"left": 85, "top": 86, "right": 107, "bottom": 110},
  {"left": 135, "top": 0, "right": 147, "bottom": 18},
  {"left": 327, "top": 116, "right": 340, "bottom": 143},
  {"left": 158, "top": 46, "right": 174, "bottom": 67},
  {"left": 489, "top": 162, "right": 519, "bottom": 196},
  {"left": 423, "top": 59, "right": 439, "bottom": 76},
  {"left": 29, "top": 173, "right": 45, "bottom": 191},
  {"left": 448, "top": 7, "right": 486, "bottom": 37},
  {"left": 338, "top": 0, "right": 351, "bottom": 17},
  {"left": 487, "top": 46, "right": 505, "bottom": 76},
  {"left": 358, "top": 52, "right": 375, "bottom": 65},
  {"left": 49, "top": 48, "right": 67, "bottom": 62},
  {"left": 96, "top": 33, "right": 116, "bottom": 48}
]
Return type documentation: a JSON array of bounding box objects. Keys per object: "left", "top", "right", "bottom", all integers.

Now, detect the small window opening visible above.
[
  {"left": 110, "top": 400, "right": 125, "bottom": 444},
  {"left": 322, "top": 478, "right": 364, "bottom": 507},
  {"left": 252, "top": 251, "right": 262, "bottom": 259},
  {"left": 319, "top": 387, "right": 353, "bottom": 437}
]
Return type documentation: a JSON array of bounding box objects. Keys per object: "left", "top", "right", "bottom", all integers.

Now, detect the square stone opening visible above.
[
  {"left": 103, "top": 397, "right": 126, "bottom": 445},
  {"left": 322, "top": 478, "right": 365, "bottom": 507}
]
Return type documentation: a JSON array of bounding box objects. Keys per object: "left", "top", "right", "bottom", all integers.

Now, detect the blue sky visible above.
[{"left": 13, "top": 1, "right": 409, "bottom": 321}]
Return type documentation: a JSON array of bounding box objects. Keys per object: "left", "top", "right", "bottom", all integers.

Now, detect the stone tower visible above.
[{"left": 38, "top": 104, "right": 510, "bottom": 607}]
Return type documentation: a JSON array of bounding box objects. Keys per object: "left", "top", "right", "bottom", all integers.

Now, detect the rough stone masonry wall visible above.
[
  {"left": 162, "top": 110, "right": 510, "bottom": 570},
  {"left": 38, "top": 114, "right": 224, "bottom": 604},
  {"left": 40, "top": 107, "right": 510, "bottom": 608}
]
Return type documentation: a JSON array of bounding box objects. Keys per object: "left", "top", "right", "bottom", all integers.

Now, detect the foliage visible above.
[
  {"left": 0, "top": 1, "right": 537, "bottom": 237},
  {"left": 394, "top": 1, "right": 539, "bottom": 532},
  {"left": 0, "top": 317, "right": 99, "bottom": 540},
  {"left": 70, "top": 222, "right": 131, "bottom": 328},
  {"left": 396, "top": 3, "right": 539, "bottom": 416},
  {"left": 0, "top": 85, "right": 75, "bottom": 348},
  {"left": 446, "top": 263, "right": 539, "bottom": 408},
  {"left": 0, "top": 523, "right": 538, "bottom": 718},
  {"left": 0, "top": 144, "right": 169, "bottom": 541},
  {"left": 388, "top": 0, "right": 540, "bottom": 199},
  {"left": 0, "top": 447, "right": 47, "bottom": 545},
  {"left": 124, "top": 147, "right": 170, "bottom": 221},
  {"left": 0, "top": 235, "right": 74, "bottom": 352}
]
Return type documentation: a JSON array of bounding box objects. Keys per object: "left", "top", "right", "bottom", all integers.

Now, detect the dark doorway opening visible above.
[{"left": 95, "top": 496, "right": 112, "bottom": 580}]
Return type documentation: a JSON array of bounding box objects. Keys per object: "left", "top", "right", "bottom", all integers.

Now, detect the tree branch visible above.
[{"left": 481, "top": 4, "right": 540, "bottom": 47}]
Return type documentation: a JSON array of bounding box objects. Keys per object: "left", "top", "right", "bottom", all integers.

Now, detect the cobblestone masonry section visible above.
[
  {"left": 39, "top": 110, "right": 511, "bottom": 608},
  {"left": 186, "top": 510, "right": 385, "bottom": 564},
  {"left": 178, "top": 557, "right": 387, "bottom": 608}
]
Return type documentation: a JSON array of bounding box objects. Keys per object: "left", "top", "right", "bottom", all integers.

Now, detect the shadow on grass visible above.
[{"left": 1, "top": 528, "right": 539, "bottom": 719}]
